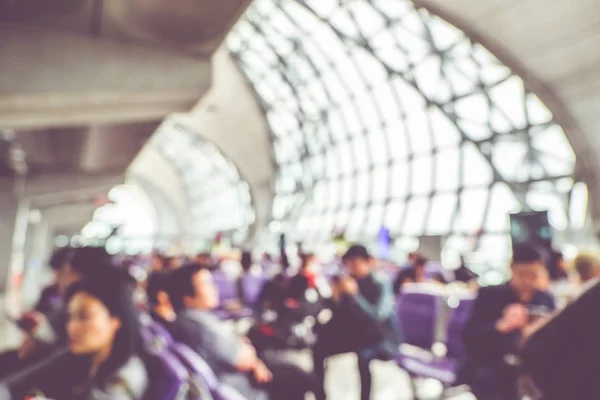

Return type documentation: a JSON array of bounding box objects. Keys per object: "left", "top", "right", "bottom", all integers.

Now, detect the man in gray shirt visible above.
[{"left": 168, "top": 264, "right": 314, "bottom": 400}]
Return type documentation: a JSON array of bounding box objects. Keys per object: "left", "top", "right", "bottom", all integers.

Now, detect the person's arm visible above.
[
  {"left": 462, "top": 288, "right": 516, "bottom": 359},
  {"left": 233, "top": 341, "right": 259, "bottom": 371},
  {"left": 352, "top": 273, "right": 395, "bottom": 321}
]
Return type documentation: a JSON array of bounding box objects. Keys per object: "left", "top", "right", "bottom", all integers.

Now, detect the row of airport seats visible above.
[
  {"left": 395, "top": 284, "right": 476, "bottom": 397},
  {"left": 211, "top": 272, "right": 268, "bottom": 320},
  {"left": 140, "top": 315, "right": 247, "bottom": 400},
  {"left": 209, "top": 272, "right": 476, "bottom": 398}
]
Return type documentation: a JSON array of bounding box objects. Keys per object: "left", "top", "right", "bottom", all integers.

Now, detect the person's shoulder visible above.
[
  {"left": 119, "top": 356, "right": 148, "bottom": 394},
  {"left": 371, "top": 270, "right": 393, "bottom": 285},
  {"left": 99, "top": 356, "right": 148, "bottom": 399},
  {"left": 476, "top": 284, "right": 510, "bottom": 299}
]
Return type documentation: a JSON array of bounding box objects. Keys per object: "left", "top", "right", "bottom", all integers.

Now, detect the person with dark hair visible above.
[
  {"left": 257, "top": 273, "right": 288, "bottom": 312},
  {"left": 7, "top": 273, "right": 148, "bottom": 399},
  {"left": 393, "top": 256, "right": 427, "bottom": 294},
  {"left": 33, "top": 247, "right": 74, "bottom": 316},
  {"left": 146, "top": 272, "right": 175, "bottom": 329},
  {"left": 313, "top": 244, "right": 400, "bottom": 400},
  {"left": 168, "top": 264, "right": 315, "bottom": 400},
  {"left": 461, "top": 244, "right": 556, "bottom": 400},
  {"left": 0, "top": 247, "right": 114, "bottom": 378},
  {"left": 287, "top": 253, "right": 328, "bottom": 302},
  {"left": 454, "top": 255, "right": 479, "bottom": 284},
  {"left": 546, "top": 250, "right": 568, "bottom": 282}
]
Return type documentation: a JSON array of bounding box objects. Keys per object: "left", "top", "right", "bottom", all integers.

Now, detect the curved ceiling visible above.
[
  {"left": 225, "top": 0, "right": 586, "bottom": 269},
  {"left": 132, "top": 48, "right": 273, "bottom": 246},
  {"left": 1, "top": 0, "right": 254, "bottom": 239},
  {"left": 415, "top": 0, "right": 600, "bottom": 226}
]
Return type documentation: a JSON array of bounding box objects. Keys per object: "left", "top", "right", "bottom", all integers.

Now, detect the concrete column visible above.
[
  {"left": 0, "top": 177, "right": 19, "bottom": 294},
  {"left": 21, "top": 216, "right": 53, "bottom": 310},
  {"left": 30, "top": 218, "right": 51, "bottom": 267}
]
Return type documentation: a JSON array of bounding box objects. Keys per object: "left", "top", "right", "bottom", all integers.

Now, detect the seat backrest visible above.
[
  {"left": 145, "top": 350, "right": 190, "bottom": 400},
  {"left": 212, "top": 273, "right": 238, "bottom": 304},
  {"left": 445, "top": 297, "right": 475, "bottom": 359},
  {"left": 148, "top": 320, "right": 174, "bottom": 346},
  {"left": 170, "top": 343, "right": 219, "bottom": 392},
  {"left": 215, "top": 385, "right": 249, "bottom": 400},
  {"left": 397, "top": 290, "right": 441, "bottom": 349},
  {"left": 241, "top": 275, "right": 268, "bottom": 305}
]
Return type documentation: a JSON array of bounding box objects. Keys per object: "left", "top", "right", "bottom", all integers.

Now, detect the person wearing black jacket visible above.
[
  {"left": 0, "top": 247, "right": 112, "bottom": 378},
  {"left": 461, "top": 244, "right": 555, "bottom": 400},
  {"left": 520, "top": 280, "right": 600, "bottom": 399},
  {"left": 313, "top": 245, "right": 401, "bottom": 400}
]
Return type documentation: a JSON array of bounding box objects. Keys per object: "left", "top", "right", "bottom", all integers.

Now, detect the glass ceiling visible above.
[
  {"left": 228, "top": 0, "right": 581, "bottom": 272},
  {"left": 151, "top": 119, "right": 256, "bottom": 249},
  {"left": 81, "top": 184, "right": 157, "bottom": 254}
]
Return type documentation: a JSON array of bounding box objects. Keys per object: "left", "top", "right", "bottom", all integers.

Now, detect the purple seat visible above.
[
  {"left": 241, "top": 275, "right": 268, "bottom": 305},
  {"left": 396, "top": 351, "right": 458, "bottom": 384},
  {"left": 170, "top": 343, "right": 247, "bottom": 400},
  {"left": 148, "top": 320, "right": 174, "bottom": 346},
  {"left": 212, "top": 272, "right": 255, "bottom": 321},
  {"left": 446, "top": 297, "right": 475, "bottom": 359},
  {"left": 396, "top": 293, "right": 475, "bottom": 388},
  {"left": 212, "top": 272, "right": 238, "bottom": 305},
  {"left": 213, "top": 308, "right": 254, "bottom": 320},
  {"left": 146, "top": 350, "right": 190, "bottom": 400},
  {"left": 396, "top": 290, "right": 440, "bottom": 349},
  {"left": 170, "top": 343, "right": 219, "bottom": 391}
]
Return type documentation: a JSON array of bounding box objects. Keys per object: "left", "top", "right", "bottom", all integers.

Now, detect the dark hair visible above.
[
  {"left": 342, "top": 244, "right": 371, "bottom": 263},
  {"left": 69, "top": 247, "right": 113, "bottom": 278},
  {"left": 166, "top": 264, "right": 204, "bottom": 311},
  {"left": 414, "top": 257, "right": 428, "bottom": 267},
  {"left": 512, "top": 244, "right": 543, "bottom": 265},
  {"left": 65, "top": 271, "right": 140, "bottom": 384},
  {"left": 547, "top": 250, "right": 568, "bottom": 281},
  {"left": 49, "top": 247, "right": 74, "bottom": 271},
  {"left": 299, "top": 252, "right": 315, "bottom": 270},
  {"left": 147, "top": 272, "right": 170, "bottom": 306},
  {"left": 241, "top": 251, "right": 252, "bottom": 272}
]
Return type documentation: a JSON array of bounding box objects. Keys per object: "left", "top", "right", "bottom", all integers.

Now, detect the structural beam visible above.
[
  {"left": 24, "top": 171, "right": 125, "bottom": 207},
  {"left": 0, "top": 23, "right": 211, "bottom": 129}
]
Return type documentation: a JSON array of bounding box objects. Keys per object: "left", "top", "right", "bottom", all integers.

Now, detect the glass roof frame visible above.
[
  {"left": 228, "top": 0, "right": 579, "bottom": 270},
  {"left": 151, "top": 119, "right": 256, "bottom": 247}
]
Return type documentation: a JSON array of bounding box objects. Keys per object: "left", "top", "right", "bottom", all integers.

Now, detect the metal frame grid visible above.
[
  {"left": 228, "top": 0, "right": 579, "bottom": 269},
  {"left": 152, "top": 119, "right": 256, "bottom": 249}
]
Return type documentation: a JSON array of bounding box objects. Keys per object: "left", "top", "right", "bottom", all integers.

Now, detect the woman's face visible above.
[{"left": 67, "top": 292, "right": 121, "bottom": 354}]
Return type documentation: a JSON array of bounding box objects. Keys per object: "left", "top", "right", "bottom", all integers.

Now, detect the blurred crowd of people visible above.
[{"left": 1, "top": 241, "right": 599, "bottom": 400}]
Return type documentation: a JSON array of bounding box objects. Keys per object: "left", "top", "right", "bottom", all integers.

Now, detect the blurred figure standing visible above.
[
  {"left": 313, "top": 245, "right": 400, "bottom": 400},
  {"left": 462, "top": 244, "right": 555, "bottom": 400}
]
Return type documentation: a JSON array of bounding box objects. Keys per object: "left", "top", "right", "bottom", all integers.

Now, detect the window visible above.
[{"left": 229, "top": 0, "right": 577, "bottom": 266}]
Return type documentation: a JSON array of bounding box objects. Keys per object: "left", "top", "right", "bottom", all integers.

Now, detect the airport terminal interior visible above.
[{"left": 1, "top": 0, "right": 600, "bottom": 399}]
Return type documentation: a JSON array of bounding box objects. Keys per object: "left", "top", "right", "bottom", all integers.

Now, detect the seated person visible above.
[
  {"left": 257, "top": 273, "right": 288, "bottom": 312},
  {"left": 7, "top": 272, "right": 148, "bottom": 400},
  {"left": 248, "top": 254, "right": 330, "bottom": 354},
  {"left": 519, "top": 274, "right": 600, "bottom": 399},
  {"left": 461, "top": 244, "right": 555, "bottom": 400},
  {"left": 0, "top": 247, "right": 112, "bottom": 378},
  {"left": 168, "top": 264, "right": 315, "bottom": 400},
  {"left": 393, "top": 256, "right": 427, "bottom": 294},
  {"left": 287, "top": 252, "right": 330, "bottom": 303},
  {"left": 313, "top": 245, "right": 400, "bottom": 400},
  {"left": 453, "top": 256, "right": 479, "bottom": 284},
  {"left": 573, "top": 251, "right": 600, "bottom": 290},
  {"left": 34, "top": 247, "right": 74, "bottom": 316},
  {"left": 146, "top": 272, "right": 175, "bottom": 329}
]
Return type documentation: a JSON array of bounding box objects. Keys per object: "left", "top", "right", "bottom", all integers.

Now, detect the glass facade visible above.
[
  {"left": 228, "top": 0, "right": 580, "bottom": 272},
  {"left": 151, "top": 119, "right": 255, "bottom": 249},
  {"left": 80, "top": 184, "right": 158, "bottom": 254}
]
